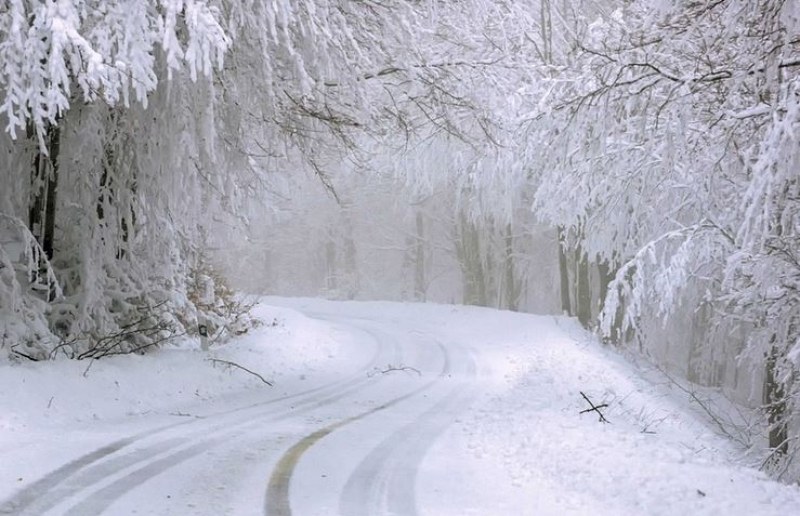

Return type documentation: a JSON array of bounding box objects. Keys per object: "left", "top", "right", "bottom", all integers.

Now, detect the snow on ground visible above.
[
  {"left": 405, "top": 308, "right": 798, "bottom": 516},
  {"left": 0, "top": 304, "right": 346, "bottom": 425},
  {"left": 0, "top": 304, "right": 363, "bottom": 493},
  {"left": 2, "top": 297, "right": 800, "bottom": 515}
]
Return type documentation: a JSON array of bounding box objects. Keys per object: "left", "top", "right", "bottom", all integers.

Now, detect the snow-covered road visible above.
[
  {"left": 266, "top": 314, "right": 477, "bottom": 516},
  {"left": 2, "top": 299, "right": 800, "bottom": 515}
]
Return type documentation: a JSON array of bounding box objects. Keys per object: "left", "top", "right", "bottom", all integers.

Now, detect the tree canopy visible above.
[{"left": 1, "top": 0, "right": 799, "bottom": 482}]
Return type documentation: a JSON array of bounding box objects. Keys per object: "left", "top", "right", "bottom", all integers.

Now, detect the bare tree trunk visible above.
[
  {"left": 576, "top": 249, "right": 591, "bottom": 327},
  {"left": 414, "top": 211, "right": 426, "bottom": 301},
  {"left": 504, "top": 223, "right": 519, "bottom": 311},
  {"left": 27, "top": 122, "right": 60, "bottom": 300},
  {"left": 42, "top": 125, "right": 59, "bottom": 262},
  {"left": 765, "top": 342, "right": 789, "bottom": 458},
  {"left": 325, "top": 240, "right": 337, "bottom": 293},
  {"left": 343, "top": 238, "right": 357, "bottom": 300},
  {"left": 28, "top": 127, "right": 44, "bottom": 250},
  {"left": 97, "top": 111, "right": 136, "bottom": 260},
  {"left": 401, "top": 234, "right": 413, "bottom": 301},
  {"left": 687, "top": 302, "right": 710, "bottom": 384},
  {"left": 455, "top": 213, "right": 487, "bottom": 306},
  {"left": 557, "top": 226, "right": 571, "bottom": 315},
  {"left": 342, "top": 208, "right": 358, "bottom": 300}
]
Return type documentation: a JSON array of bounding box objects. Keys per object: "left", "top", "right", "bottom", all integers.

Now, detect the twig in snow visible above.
[
  {"left": 653, "top": 363, "right": 751, "bottom": 447},
  {"left": 580, "top": 391, "right": 610, "bottom": 423},
  {"left": 206, "top": 358, "right": 273, "bottom": 386},
  {"left": 169, "top": 411, "right": 205, "bottom": 419},
  {"left": 82, "top": 358, "right": 95, "bottom": 377},
  {"left": 641, "top": 413, "right": 669, "bottom": 434},
  {"left": 368, "top": 364, "right": 422, "bottom": 377},
  {"left": 10, "top": 345, "right": 38, "bottom": 361}
]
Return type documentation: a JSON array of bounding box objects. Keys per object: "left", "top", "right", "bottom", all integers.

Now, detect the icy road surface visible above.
[{"left": 2, "top": 298, "right": 800, "bottom": 515}]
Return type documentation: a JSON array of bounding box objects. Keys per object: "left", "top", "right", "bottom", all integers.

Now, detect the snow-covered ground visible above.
[{"left": 1, "top": 298, "right": 799, "bottom": 515}]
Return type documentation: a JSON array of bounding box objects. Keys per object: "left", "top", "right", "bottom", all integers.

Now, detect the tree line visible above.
[{"left": 1, "top": 0, "right": 798, "bottom": 481}]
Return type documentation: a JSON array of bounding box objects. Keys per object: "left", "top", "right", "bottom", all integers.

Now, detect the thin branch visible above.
[
  {"left": 654, "top": 364, "right": 751, "bottom": 447},
  {"left": 580, "top": 391, "right": 610, "bottom": 423},
  {"left": 206, "top": 358, "right": 273, "bottom": 386},
  {"left": 368, "top": 364, "right": 422, "bottom": 377},
  {"left": 11, "top": 347, "right": 39, "bottom": 362}
]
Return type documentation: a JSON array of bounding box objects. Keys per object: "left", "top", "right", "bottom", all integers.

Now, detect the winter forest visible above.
[{"left": 2, "top": 0, "right": 800, "bottom": 491}]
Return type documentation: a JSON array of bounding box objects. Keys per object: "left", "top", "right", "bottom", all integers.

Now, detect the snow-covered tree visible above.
[
  {"left": 525, "top": 0, "right": 800, "bottom": 477},
  {"left": 1, "top": 0, "right": 536, "bottom": 359}
]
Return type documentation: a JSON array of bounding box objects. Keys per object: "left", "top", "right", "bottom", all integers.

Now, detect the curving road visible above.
[{"left": 0, "top": 308, "right": 478, "bottom": 516}]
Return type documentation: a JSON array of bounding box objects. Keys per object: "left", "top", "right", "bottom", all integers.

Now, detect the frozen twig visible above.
[
  {"left": 654, "top": 364, "right": 751, "bottom": 447},
  {"left": 10, "top": 346, "right": 38, "bottom": 362},
  {"left": 206, "top": 358, "right": 273, "bottom": 386},
  {"left": 368, "top": 364, "right": 422, "bottom": 377},
  {"left": 580, "top": 391, "right": 610, "bottom": 423},
  {"left": 169, "top": 411, "right": 205, "bottom": 419},
  {"left": 82, "top": 358, "right": 95, "bottom": 377}
]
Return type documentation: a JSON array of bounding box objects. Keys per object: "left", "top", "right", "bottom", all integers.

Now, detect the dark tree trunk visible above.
[
  {"left": 576, "top": 249, "right": 592, "bottom": 327},
  {"left": 325, "top": 240, "right": 337, "bottom": 292},
  {"left": 97, "top": 114, "right": 136, "bottom": 260},
  {"left": 456, "top": 214, "right": 487, "bottom": 306},
  {"left": 414, "top": 211, "right": 426, "bottom": 301},
  {"left": 557, "top": 226, "right": 571, "bottom": 315},
  {"left": 343, "top": 233, "right": 358, "bottom": 300},
  {"left": 42, "top": 124, "right": 60, "bottom": 261},
  {"left": 765, "top": 344, "right": 789, "bottom": 458},
  {"left": 504, "top": 223, "right": 519, "bottom": 311},
  {"left": 27, "top": 122, "right": 60, "bottom": 300},
  {"left": 27, "top": 125, "right": 44, "bottom": 248}
]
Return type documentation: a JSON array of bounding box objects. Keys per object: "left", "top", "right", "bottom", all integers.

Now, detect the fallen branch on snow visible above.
[
  {"left": 206, "top": 358, "right": 273, "bottom": 386},
  {"left": 368, "top": 364, "right": 422, "bottom": 377},
  {"left": 653, "top": 363, "right": 753, "bottom": 448},
  {"left": 580, "top": 391, "right": 610, "bottom": 423},
  {"left": 169, "top": 411, "right": 205, "bottom": 419}
]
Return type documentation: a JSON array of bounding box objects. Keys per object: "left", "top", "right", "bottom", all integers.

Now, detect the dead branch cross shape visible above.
[{"left": 579, "top": 391, "right": 610, "bottom": 423}]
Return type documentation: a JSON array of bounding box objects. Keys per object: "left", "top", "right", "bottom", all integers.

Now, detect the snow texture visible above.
[{"left": 1, "top": 298, "right": 798, "bottom": 515}]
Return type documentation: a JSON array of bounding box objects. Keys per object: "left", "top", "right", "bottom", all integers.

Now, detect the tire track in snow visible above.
[
  {"left": 57, "top": 374, "right": 403, "bottom": 516},
  {"left": 0, "top": 423, "right": 194, "bottom": 515},
  {"left": 263, "top": 339, "right": 470, "bottom": 516},
  {"left": 339, "top": 344, "right": 477, "bottom": 516},
  {"left": 264, "top": 379, "right": 442, "bottom": 516},
  {"left": 0, "top": 320, "right": 394, "bottom": 515}
]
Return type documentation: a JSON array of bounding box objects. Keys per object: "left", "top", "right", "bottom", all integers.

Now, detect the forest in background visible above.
[{"left": 1, "top": 0, "right": 799, "bottom": 481}]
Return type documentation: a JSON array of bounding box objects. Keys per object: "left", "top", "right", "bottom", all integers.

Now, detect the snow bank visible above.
[{"left": 0, "top": 303, "right": 361, "bottom": 490}]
